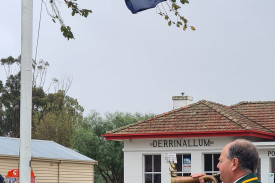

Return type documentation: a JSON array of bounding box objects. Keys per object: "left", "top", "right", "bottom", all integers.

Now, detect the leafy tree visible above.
[
  {"left": 33, "top": 92, "right": 84, "bottom": 147},
  {"left": 0, "top": 56, "right": 20, "bottom": 77},
  {"left": 0, "top": 56, "right": 83, "bottom": 146},
  {"left": 45, "top": 0, "right": 194, "bottom": 40},
  {"left": 72, "top": 111, "right": 153, "bottom": 183},
  {"left": 157, "top": 0, "right": 195, "bottom": 31},
  {"left": 0, "top": 73, "right": 21, "bottom": 137},
  {"left": 0, "top": 56, "right": 22, "bottom": 137},
  {"left": 0, "top": 81, "right": 3, "bottom": 134},
  {"left": 44, "top": 0, "right": 92, "bottom": 40},
  {"left": 0, "top": 56, "right": 44, "bottom": 137}
]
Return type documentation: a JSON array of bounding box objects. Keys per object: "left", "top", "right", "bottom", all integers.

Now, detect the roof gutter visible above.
[
  {"left": 0, "top": 155, "right": 98, "bottom": 165},
  {"left": 102, "top": 130, "right": 275, "bottom": 140}
]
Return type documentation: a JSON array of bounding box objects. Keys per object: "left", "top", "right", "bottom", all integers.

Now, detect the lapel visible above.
[{"left": 236, "top": 173, "right": 259, "bottom": 183}]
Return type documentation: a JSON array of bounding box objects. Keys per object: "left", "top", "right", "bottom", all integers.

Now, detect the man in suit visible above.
[
  {"left": 192, "top": 139, "right": 261, "bottom": 183},
  {"left": 0, "top": 174, "right": 4, "bottom": 183}
]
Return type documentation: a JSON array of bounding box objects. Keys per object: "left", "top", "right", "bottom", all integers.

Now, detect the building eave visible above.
[
  {"left": 0, "top": 154, "right": 98, "bottom": 165},
  {"left": 102, "top": 130, "right": 275, "bottom": 140}
]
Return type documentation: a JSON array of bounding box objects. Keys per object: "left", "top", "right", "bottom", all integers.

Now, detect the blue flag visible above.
[{"left": 125, "top": 0, "right": 167, "bottom": 14}]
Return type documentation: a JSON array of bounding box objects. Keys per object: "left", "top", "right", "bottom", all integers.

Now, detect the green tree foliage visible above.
[
  {"left": 0, "top": 56, "right": 21, "bottom": 136},
  {"left": 72, "top": 111, "right": 154, "bottom": 183},
  {"left": 157, "top": 0, "right": 195, "bottom": 31},
  {"left": 0, "top": 73, "right": 21, "bottom": 137},
  {"left": 0, "top": 81, "right": 3, "bottom": 134},
  {"left": 32, "top": 92, "right": 84, "bottom": 147},
  {"left": 45, "top": 0, "right": 92, "bottom": 40},
  {"left": 0, "top": 56, "right": 83, "bottom": 146},
  {"left": 46, "top": 0, "right": 193, "bottom": 40}
]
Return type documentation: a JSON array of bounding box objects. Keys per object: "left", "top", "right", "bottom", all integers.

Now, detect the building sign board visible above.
[
  {"left": 183, "top": 157, "right": 191, "bottom": 172},
  {"left": 164, "top": 153, "right": 177, "bottom": 163},
  {"left": 152, "top": 139, "right": 213, "bottom": 148},
  {"left": 268, "top": 173, "right": 274, "bottom": 183},
  {"left": 268, "top": 151, "right": 275, "bottom": 157}
]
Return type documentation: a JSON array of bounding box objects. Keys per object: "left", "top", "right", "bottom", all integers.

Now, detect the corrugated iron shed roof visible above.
[{"left": 0, "top": 137, "right": 96, "bottom": 162}]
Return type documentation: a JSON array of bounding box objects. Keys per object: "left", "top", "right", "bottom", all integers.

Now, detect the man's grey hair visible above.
[{"left": 227, "top": 139, "right": 259, "bottom": 173}]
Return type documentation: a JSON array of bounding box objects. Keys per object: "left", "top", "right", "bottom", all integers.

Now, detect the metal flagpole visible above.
[{"left": 20, "top": 0, "right": 33, "bottom": 183}]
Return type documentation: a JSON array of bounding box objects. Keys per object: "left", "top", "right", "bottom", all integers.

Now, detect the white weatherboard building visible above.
[{"left": 103, "top": 96, "right": 275, "bottom": 183}]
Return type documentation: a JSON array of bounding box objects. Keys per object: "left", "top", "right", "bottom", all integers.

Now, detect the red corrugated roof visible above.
[{"left": 103, "top": 100, "right": 275, "bottom": 140}]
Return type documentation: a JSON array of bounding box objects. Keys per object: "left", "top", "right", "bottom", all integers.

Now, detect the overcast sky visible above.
[{"left": 1, "top": 0, "right": 275, "bottom": 116}]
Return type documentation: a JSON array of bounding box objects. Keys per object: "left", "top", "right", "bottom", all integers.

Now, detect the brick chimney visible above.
[{"left": 172, "top": 94, "right": 193, "bottom": 109}]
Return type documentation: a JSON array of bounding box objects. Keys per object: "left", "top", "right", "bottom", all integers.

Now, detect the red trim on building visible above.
[{"left": 102, "top": 130, "right": 275, "bottom": 140}]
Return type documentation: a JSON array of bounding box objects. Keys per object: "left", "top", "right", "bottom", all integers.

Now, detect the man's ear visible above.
[{"left": 231, "top": 158, "right": 239, "bottom": 171}]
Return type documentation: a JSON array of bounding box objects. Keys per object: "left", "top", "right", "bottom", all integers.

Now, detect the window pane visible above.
[
  {"left": 204, "top": 154, "right": 212, "bottom": 171},
  {"left": 154, "top": 155, "right": 161, "bottom": 172},
  {"left": 154, "top": 174, "right": 161, "bottom": 183},
  {"left": 145, "top": 155, "right": 152, "bottom": 172},
  {"left": 183, "top": 173, "right": 191, "bottom": 176},
  {"left": 176, "top": 155, "right": 182, "bottom": 172},
  {"left": 145, "top": 174, "right": 152, "bottom": 183},
  {"left": 183, "top": 154, "right": 191, "bottom": 159},
  {"left": 214, "top": 154, "right": 220, "bottom": 171}
]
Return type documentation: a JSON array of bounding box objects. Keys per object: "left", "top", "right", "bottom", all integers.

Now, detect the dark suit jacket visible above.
[{"left": 0, "top": 174, "right": 4, "bottom": 183}]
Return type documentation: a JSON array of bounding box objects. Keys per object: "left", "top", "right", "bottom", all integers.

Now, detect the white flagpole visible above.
[{"left": 20, "top": 0, "right": 33, "bottom": 183}]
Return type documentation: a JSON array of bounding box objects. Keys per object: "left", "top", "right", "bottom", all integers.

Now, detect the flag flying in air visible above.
[{"left": 125, "top": 0, "right": 167, "bottom": 14}]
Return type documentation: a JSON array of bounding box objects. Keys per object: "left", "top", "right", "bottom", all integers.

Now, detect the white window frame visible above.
[
  {"left": 144, "top": 154, "right": 161, "bottom": 183},
  {"left": 204, "top": 153, "right": 220, "bottom": 175},
  {"left": 176, "top": 154, "right": 191, "bottom": 176}
]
